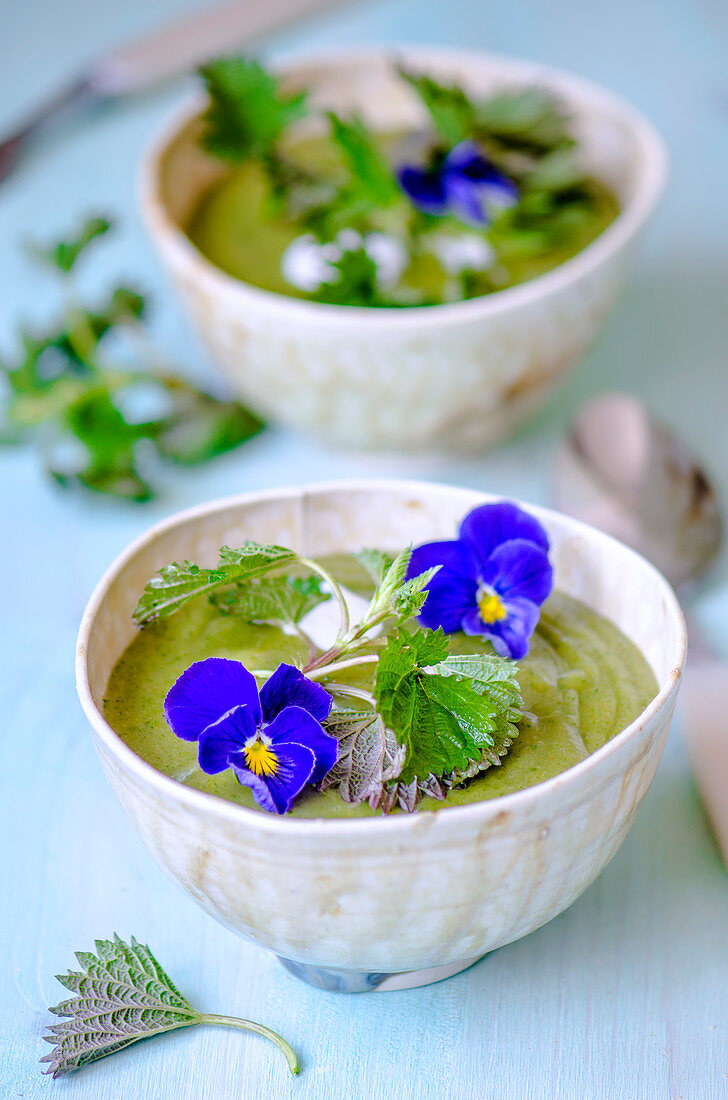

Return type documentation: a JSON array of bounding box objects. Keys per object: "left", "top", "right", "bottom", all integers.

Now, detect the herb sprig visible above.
[
  {"left": 1, "top": 216, "right": 263, "bottom": 501},
  {"left": 41, "top": 935, "right": 299, "bottom": 1078},
  {"left": 193, "top": 55, "right": 614, "bottom": 309},
  {"left": 134, "top": 540, "right": 522, "bottom": 812}
]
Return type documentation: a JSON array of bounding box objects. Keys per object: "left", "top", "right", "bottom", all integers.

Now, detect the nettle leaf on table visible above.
[
  {"left": 41, "top": 934, "right": 299, "bottom": 1078},
  {"left": 152, "top": 374, "right": 264, "bottom": 466},
  {"left": 198, "top": 56, "right": 308, "bottom": 163},
  {"left": 1, "top": 216, "right": 265, "bottom": 502},
  {"left": 210, "top": 573, "right": 330, "bottom": 626},
  {"left": 133, "top": 543, "right": 299, "bottom": 625},
  {"left": 27, "top": 214, "right": 112, "bottom": 274},
  {"left": 51, "top": 386, "right": 155, "bottom": 503}
]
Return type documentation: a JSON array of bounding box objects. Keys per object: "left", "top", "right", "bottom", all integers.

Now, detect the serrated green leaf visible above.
[
  {"left": 28, "top": 215, "right": 112, "bottom": 274},
  {"left": 374, "top": 627, "right": 482, "bottom": 783},
  {"left": 374, "top": 628, "right": 522, "bottom": 786},
  {"left": 399, "top": 68, "right": 475, "bottom": 145},
  {"left": 41, "top": 934, "right": 300, "bottom": 1079},
  {"left": 41, "top": 936, "right": 198, "bottom": 1078},
  {"left": 322, "top": 708, "right": 403, "bottom": 804},
  {"left": 327, "top": 113, "right": 402, "bottom": 207},
  {"left": 354, "top": 548, "right": 394, "bottom": 586},
  {"left": 198, "top": 56, "right": 307, "bottom": 163},
  {"left": 390, "top": 566, "right": 441, "bottom": 619},
  {"left": 474, "top": 87, "right": 571, "bottom": 150},
  {"left": 133, "top": 542, "right": 299, "bottom": 625},
  {"left": 152, "top": 374, "right": 264, "bottom": 465},
  {"left": 312, "top": 247, "right": 380, "bottom": 307},
  {"left": 427, "top": 652, "right": 522, "bottom": 780},
  {"left": 210, "top": 572, "right": 330, "bottom": 625},
  {"left": 523, "top": 147, "right": 585, "bottom": 192},
  {"left": 430, "top": 653, "right": 522, "bottom": 711}
]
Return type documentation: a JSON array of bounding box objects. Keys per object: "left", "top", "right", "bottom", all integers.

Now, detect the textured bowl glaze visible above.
[
  {"left": 76, "top": 481, "right": 685, "bottom": 989},
  {"left": 140, "top": 46, "right": 666, "bottom": 452}
]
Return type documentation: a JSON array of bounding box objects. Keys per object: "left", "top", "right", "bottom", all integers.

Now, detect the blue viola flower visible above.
[
  {"left": 164, "top": 658, "right": 337, "bottom": 814},
  {"left": 397, "top": 141, "right": 518, "bottom": 226},
  {"left": 405, "top": 501, "right": 553, "bottom": 660}
]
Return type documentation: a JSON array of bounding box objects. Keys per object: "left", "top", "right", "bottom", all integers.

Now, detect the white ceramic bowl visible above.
[
  {"left": 140, "top": 46, "right": 666, "bottom": 453},
  {"left": 76, "top": 480, "right": 685, "bottom": 992}
]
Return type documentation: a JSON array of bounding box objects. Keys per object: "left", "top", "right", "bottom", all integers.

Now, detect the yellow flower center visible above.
[
  {"left": 244, "top": 738, "right": 279, "bottom": 777},
  {"left": 478, "top": 589, "right": 507, "bottom": 624}
]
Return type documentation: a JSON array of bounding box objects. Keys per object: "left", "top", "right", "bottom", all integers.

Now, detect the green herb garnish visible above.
[
  {"left": 0, "top": 215, "right": 263, "bottom": 501},
  {"left": 40, "top": 935, "right": 299, "bottom": 1078},
  {"left": 134, "top": 540, "right": 523, "bottom": 812},
  {"left": 198, "top": 56, "right": 308, "bottom": 163},
  {"left": 133, "top": 543, "right": 298, "bottom": 624}
]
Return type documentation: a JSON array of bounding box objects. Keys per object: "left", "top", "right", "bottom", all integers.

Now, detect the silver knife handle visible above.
[{"left": 86, "top": 0, "right": 340, "bottom": 96}]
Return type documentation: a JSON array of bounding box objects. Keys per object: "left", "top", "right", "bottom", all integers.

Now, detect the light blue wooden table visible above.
[{"left": 2, "top": 0, "right": 727, "bottom": 1096}]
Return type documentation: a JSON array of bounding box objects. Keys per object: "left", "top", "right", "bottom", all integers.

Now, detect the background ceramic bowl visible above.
[
  {"left": 140, "top": 46, "right": 667, "bottom": 453},
  {"left": 76, "top": 480, "right": 685, "bottom": 993}
]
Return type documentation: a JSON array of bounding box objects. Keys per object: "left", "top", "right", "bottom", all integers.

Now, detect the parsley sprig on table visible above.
[{"left": 0, "top": 216, "right": 263, "bottom": 501}]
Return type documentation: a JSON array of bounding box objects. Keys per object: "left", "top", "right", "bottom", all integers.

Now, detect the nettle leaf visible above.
[
  {"left": 198, "top": 56, "right": 308, "bottom": 162},
  {"left": 390, "top": 567, "right": 441, "bottom": 620},
  {"left": 152, "top": 375, "right": 264, "bottom": 465},
  {"left": 4, "top": 214, "right": 263, "bottom": 503},
  {"left": 474, "top": 87, "right": 571, "bottom": 151},
  {"left": 28, "top": 215, "right": 112, "bottom": 274},
  {"left": 312, "top": 247, "right": 380, "bottom": 307},
  {"left": 354, "top": 548, "right": 394, "bottom": 586},
  {"left": 523, "top": 146, "right": 585, "bottom": 192},
  {"left": 327, "top": 113, "right": 402, "bottom": 207},
  {"left": 41, "top": 934, "right": 299, "bottom": 1079},
  {"left": 3, "top": 287, "right": 146, "bottom": 398},
  {"left": 322, "top": 708, "right": 404, "bottom": 804},
  {"left": 430, "top": 653, "right": 522, "bottom": 711},
  {"left": 428, "top": 652, "right": 523, "bottom": 777},
  {"left": 363, "top": 547, "right": 441, "bottom": 626},
  {"left": 399, "top": 68, "right": 475, "bottom": 145},
  {"left": 133, "top": 543, "right": 299, "bottom": 625},
  {"left": 210, "top": 574, "right": 330, "bottom": 626},
  {"left": 52, "top": 386, "right": 154, "bottom": 503},
  {"left": 375, "top": 627, "right": 487, "bottom": 784},
  {"left": 41, "top": 935, "right": 199, "bottom": 1077}
]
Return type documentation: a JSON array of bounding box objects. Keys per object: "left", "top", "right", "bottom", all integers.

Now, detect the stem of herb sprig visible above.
[
  {"left": 250, "top": 653, "right": 379, "bottom": 682},
  {"left": 198, "top": 1014, "right": 300, "bottom": 1075},
  {"left": 298, "top": 557, "right": 350, "bottom": 637},
  {"left": 305, "top": 654, "right": 379, "bottom": 680}
]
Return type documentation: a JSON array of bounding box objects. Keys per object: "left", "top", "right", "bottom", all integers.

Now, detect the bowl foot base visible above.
[{"left": 276, "top": 954, "right": 484, "bottom": 992}]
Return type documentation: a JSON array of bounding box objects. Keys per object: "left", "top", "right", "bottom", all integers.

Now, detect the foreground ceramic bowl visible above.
[
  {"left": 76, "top": 481, "right": 685, "bottom": 992},
  {"left": 141, "top": 46, "right": 666, "bottom": 453}
]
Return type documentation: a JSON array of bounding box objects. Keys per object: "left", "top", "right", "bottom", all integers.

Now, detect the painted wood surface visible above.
[{"left": 1, "top": 0, "right": 727, "bottom": 1096}]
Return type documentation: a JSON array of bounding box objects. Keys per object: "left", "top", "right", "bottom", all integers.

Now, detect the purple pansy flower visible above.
[
  {"left": 397, "top": 141, "right": 518, "bottom": 226},
  {"left": 405, "top": 501, "right": 553, "bottom": 660},
  {"left": 164, "top": 658, "right": 337, "bottom": 814}
]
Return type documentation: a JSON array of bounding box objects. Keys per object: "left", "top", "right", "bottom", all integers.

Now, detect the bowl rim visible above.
[
  {"left": 139, "top": 42, "right": 668, "bottom": 329},
  {"left": 76, "top": 478, "right": 686, "bottom": 838}
]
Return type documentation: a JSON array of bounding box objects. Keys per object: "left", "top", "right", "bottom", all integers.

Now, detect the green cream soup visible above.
[
  {"left": 185, "top": 132, "right": 620, "bottom": 307},
  {"left": 104, "top": 555, "right": 657, "bottom": 818}
]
